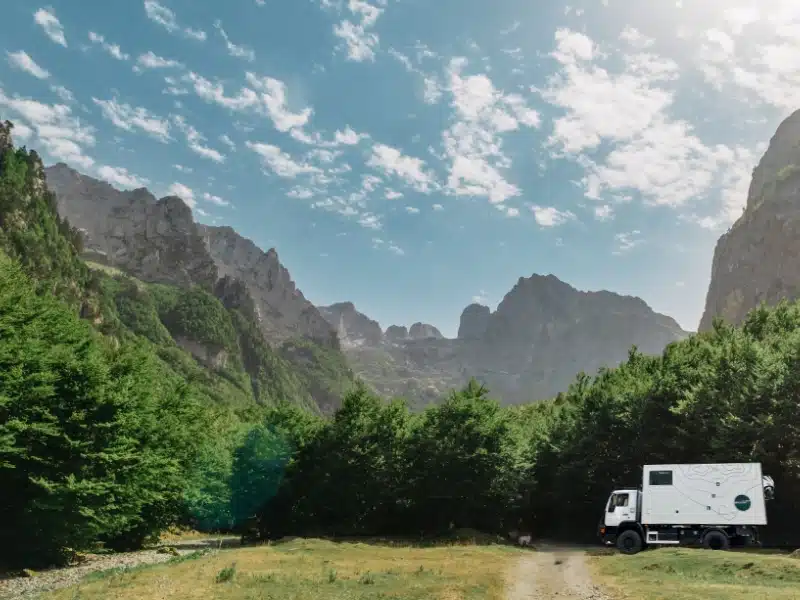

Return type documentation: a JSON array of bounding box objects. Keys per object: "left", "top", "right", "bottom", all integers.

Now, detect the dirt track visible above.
[{"left": 506, "top": 544, "right": 611, "bottom": 600}]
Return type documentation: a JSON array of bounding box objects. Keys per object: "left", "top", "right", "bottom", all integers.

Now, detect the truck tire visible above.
[
  {"left": 616, "top": 530, "right": 643, "bottom": 555},
  {"left": 702, "top": 530, "right": 730, "bottom": 551}
]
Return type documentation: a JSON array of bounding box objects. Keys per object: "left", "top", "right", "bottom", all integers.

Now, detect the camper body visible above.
[{"left": 598, "top": 463, "right": 775, "bottom": 554}]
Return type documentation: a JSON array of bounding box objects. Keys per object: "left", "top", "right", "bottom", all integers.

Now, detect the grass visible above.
[
  {"left": 590, "top": 547, "right": 800, "bottom": 600},
  {"left": 43, "top": 538, "right": 522, "bottom": 600}
]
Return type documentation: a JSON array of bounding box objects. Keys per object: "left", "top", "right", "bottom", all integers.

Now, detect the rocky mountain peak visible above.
[
  {"left": 409, "top": 322, "right": 443, "bottom": 340},
  {"left": 200, "top": 225, "right": 335, "bottom": 346},
  {"left": 318, "top": 302, "right": 383, "bottom": 347},
  {"left": 385, "top": 325, "right": 408, "bottom": 342},
  {"left": 45, "top": 166, "right": 337, "bottom": 346},
  {"left": 458, "top": 303, "right": 491, "bottom": 339}
]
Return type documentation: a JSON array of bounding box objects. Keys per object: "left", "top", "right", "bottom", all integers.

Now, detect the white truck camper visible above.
[{"left": 598, "top": 463, "right": 775, "bottom": 555}]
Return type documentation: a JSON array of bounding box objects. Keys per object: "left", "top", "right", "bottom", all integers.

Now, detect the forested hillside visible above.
[
  {"left": 2, "top": 119, "right": 800, "bottom": 570},
  {"left": 0, "top": 120, "right": 352, "bottom": 567}
]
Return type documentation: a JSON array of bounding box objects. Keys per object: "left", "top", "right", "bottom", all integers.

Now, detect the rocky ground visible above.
[{"left": 0, "top": 537, "right": 239, "bottom": 600}]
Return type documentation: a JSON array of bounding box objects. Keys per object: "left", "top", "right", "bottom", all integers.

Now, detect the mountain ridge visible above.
[{"left": 44, "top": 159, "right": 688, "bottom": 407}]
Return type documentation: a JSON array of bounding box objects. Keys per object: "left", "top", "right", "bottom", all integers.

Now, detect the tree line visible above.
[{"left": 2, "top": 119, "right": 800, "bottom": 568}]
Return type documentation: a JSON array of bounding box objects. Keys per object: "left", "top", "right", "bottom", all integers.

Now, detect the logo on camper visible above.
[{"left": 734, "top": 495, "right": 751, "bottom": 511}]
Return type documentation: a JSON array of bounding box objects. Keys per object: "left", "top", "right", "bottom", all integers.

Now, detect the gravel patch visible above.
[{"left": 0, "top": 537, "right": 238, "bottom": 600}]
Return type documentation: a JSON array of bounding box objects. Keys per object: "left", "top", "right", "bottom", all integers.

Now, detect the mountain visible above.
[
  {"left": 699, "top": 110, "right": 800, "bottom": 331},
  {"left": 42, "top": 161, "right": 353, "bottom": 414},
  {"left": 45, "top": 163, "right": 337, "bottom": 348},
  {"left": 42, "top": 156, "right": 686, "bottom": 409},
  {"left": 320, "top": 274, "right": 689, "bottom": 406}
]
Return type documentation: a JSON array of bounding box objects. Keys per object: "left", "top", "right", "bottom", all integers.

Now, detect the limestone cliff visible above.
[
  {"left": 44, "top": 165, "right": 338, "bottom": 347},
  {"left": 321, "top": 275, "right": 688, "bottom": 406},
  {"left": 699, "top": 109, "right": 800, "bottom": 331},
  {"left": 318, "top": 302, "right": 384, "bottom": 347},
  {"left": 458, "top": 303, "right": 491, "bottom": 339},
  {"left": 200, "top": 225, "right": 336, "bottom": 347}
]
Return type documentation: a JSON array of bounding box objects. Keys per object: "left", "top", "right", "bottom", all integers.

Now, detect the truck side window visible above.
[
  {"left": 615, "top": 493, "right": 629, "bottom": 507},
  {"left": 649, "top": 470, "right": 673, "bottom": 485},
  {"left": 607, "top": 494, "right": 616, "bottom": 512}
]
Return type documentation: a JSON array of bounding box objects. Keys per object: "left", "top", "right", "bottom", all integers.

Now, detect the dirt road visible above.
[{"left": 506, "top": 544, "right": 611, "bottom": 600}]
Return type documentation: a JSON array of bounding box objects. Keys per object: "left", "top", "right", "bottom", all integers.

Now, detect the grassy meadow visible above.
[
  {"left": 43, "top": 538, "right": 521, "bottom": 600},
  {"left": 590, "top": 547, "right": 800, "bottom": 600}
]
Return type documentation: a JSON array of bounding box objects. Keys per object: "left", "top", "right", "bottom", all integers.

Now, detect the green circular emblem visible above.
[{"left": 734, "top": 495, "right": 751, "bottom": 511}]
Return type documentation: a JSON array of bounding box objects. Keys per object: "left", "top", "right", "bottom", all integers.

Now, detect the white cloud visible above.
[
  {"left": 202, "top": 192, "right": 230, "bottom": 206},
  {"left": 405, "top": 205, "right": 420, "bottom": 214},
  {"left": 172, "top": 115, "right": 225, "bottom": 162},
  {"left": 174, "top": 164, "right": 193, "bottom": 173},
  {"left": 219, "top": 134, "right": 236, "bottom": 151},
  {"left": 385, "top": 189, "right": 403, "bottom": 200},
  {"left": 246, "top": 142, "right": 321, "bottom": 178},
  {"left": 387, "top": 243, "right": 405, "bottom": 256},
  {"left": 593, "top": 204, "right": 614, "bottom": 220},
  {"left": 0, "top": 88, "right": 95, "bottom": 169},
  {"left": 93, "top": 97, "right": 171, "bottom": 142},
  {"left": 187, "top": 71, "right": 313, "bottom": 135},
  {"left": 88, "top": 31, "right": 129, "bottom": 61},
  {"left": 367, "top": 143, "right": 436, "bottom": 193},
  {"left": 34, "top": 8, "right": 67, "bottom": 47},
  {"left": 432, "top": 203, "right": 444, "bottom": 210},
  {"left": 167, "top": 182, "right": 196, "bottom": 207},
  {"left": 472, "top": 289, "right": 488, "bottom": 304},
  {"left": 541, "top": 27, "right": 754, "bottom": 227},
  {"left": 7, "top": 51, "right": 50, "bottom": 80},
  {"left": 214, "top": 20, "right": 255, "bottom": 62},
  {"left": 50, "top": 85, "right": 74, "bottom": 103},
  {"left": 288, "top": 187, "right": 314, "bottom": 199},
  {"left": 96, "top": 165, "right": 149, "bottom": 188},
  {"left": 334, "top": 126, "right": 366, "bottom": 145},
  {"left": 144, "top": 0, "right": 206, "bottom": 41},
  {"left": 613, "top": 230, "right": 642, "bottom": 254},
  {"left": 358, "top": 212, "right": 383, "bottom": 230},
  {"left": 531, "top": 205, "right": 576, "bottom": 227},
  {"left": 244, "top": 73, "right": 313, "bottom": 132},
  {"left": 135, "top": 51, "right": 184, "bottom": 71},
  {"left": 332, "top": 0, "right": 384, "bottom": 62},
  {"left": 442, "top": 57, "right": 540, "bottom": 204},
  {"left": 694, "top": 4, "right": 800, "bottom": 113},
  {"left": 9, "top": 122, "right": 33, "bottom": 142}
]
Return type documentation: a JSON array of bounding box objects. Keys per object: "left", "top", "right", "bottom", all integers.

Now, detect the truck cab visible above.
[{"left": 599, "top": 489, "right": 640, "bottom": 547}]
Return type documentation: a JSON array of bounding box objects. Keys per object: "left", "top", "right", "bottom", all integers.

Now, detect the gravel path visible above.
[
  {"left": 0, "top": 537, "right": 239, "bottom": 600},
  {"left": 506, "top": 544, "right": 612, "bottom": 600}
]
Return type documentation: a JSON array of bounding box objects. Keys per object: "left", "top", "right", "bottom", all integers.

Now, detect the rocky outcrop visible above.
[
  {"left": 200, "top": 225, "right": 336, "bottom": 347},
  {"left": 328, "top": 274, "right": 688, "bottom": 407},
  {"left": 409, "top": 322, "right": 443, "bottom": 340},
  {"left": 385, "top": 325, "right": 408, "bottom": 342},
  {"left": 458, "top": 303, "right": 491, "bottom": 339},
  {"left": 44, "top": 165, "right": 337, "bottom": 347},
  {"left": 699, "top": 109, "right": 800, "bottom": 331},
  {"left": 318, "top": 302, "right": 383, "bottom": 347},
  {"left": 473, "top": 274, "right": 687, "bottom": 401}
]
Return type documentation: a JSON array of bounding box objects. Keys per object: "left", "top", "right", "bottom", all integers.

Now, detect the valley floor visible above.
[{"left": 4, "top": 539, "right": 799, "bottom": 600}]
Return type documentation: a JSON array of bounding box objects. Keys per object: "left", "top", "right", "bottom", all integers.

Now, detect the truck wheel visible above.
[
  {"left": 702, "top": 531, "right": 730, "bottom": 551},
  {"left": 616, "top": 530, "right": 643, "bottom": 555}
]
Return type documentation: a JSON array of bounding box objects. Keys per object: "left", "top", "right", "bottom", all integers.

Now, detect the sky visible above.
[{"left": 0, "top": 0, "right": 798, "bottom": 337}]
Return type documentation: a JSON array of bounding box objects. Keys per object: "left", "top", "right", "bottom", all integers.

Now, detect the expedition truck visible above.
[{"left": 599, "top": 463, "right": 775, "bottom": 555}]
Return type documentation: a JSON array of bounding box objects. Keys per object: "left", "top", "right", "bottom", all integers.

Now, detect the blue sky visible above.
[{"left": 1, "top": 0, "right": 797, "bottom": 336}]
